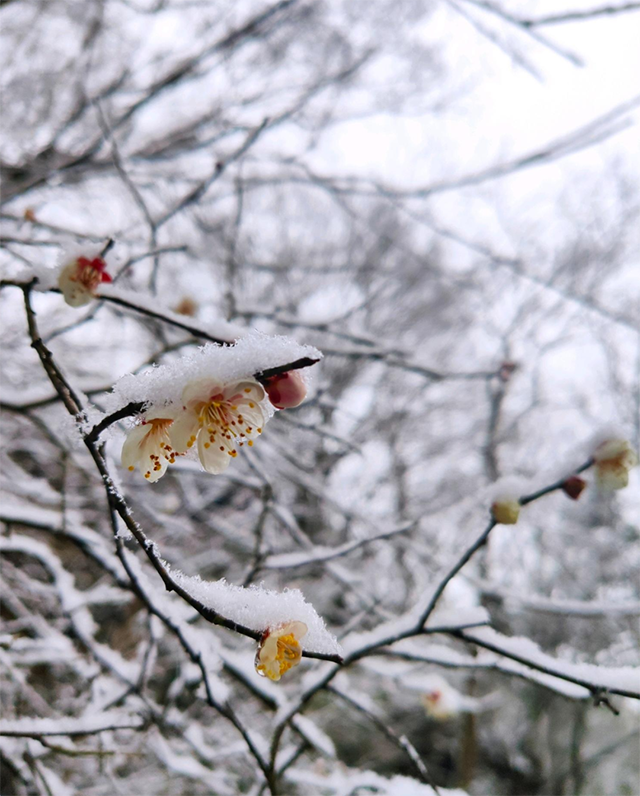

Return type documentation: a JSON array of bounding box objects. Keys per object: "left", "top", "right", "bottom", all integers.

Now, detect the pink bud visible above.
[{"left": 264, "top": 371, "right": 307, "bottom": 409}]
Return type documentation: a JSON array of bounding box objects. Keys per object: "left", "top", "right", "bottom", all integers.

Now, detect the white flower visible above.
[
  {"left": 170, "top": 378, "right": 267, "bottom": 474},
  {"left": 419, "top": 675, "right": 497, "bottom": 720},
  {"left": 58, "top": 255, "right": 112, "bottom": 307},
  {"left": 121, "top": 410, "right": 177, "bottom": 482},
  {"left": 254, "top": 621, "right": 308, "bottom": 681},
  {"left": 592, "top": 439, "right": 638, "bottom": 490}
]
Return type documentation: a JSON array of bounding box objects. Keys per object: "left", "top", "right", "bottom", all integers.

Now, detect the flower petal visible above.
[
  {"left": 225, "top": 380, "right": 266, "bottom": 403},
  {"left": 197, "top": 429, "right": 232, "bottom": 474},
  {"left": 181, "top": 379, "right": 219, "bottom": 407},
  {"left": 596, "top": 463, "right": 630, "bottom": 490},
  {"left": 258, "top": 634, "right": 279, "bottom": 664},
  {"left": 59, "top": 263, "right": 92, "bottom": 307},
  {"left": 121, "top": 424, "right": 152, "bottom": 470},
  {"left": 169, "top": 411, "right": 200, "bottom": 453},
  {"left": 286, "top": 621, "right": 308, "bottom": 642},
  {"left": 143, "top": 453, "right": 169, "bottom": 483},
  {"left": 237, "top": 403, "right": 266, "bottom": 432}
]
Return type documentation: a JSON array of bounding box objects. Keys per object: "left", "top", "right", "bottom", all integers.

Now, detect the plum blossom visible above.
[
  {"left": 592, "top": 439, "right": 638, "bottom": 490},
  {"left": 254, "top": 621, "right": 308, "bottom": 681},
  {"left": 419, "top": 675, "right": 496, "bottom": 720},
  {"left": 58, "top": 254, "right": 112, "bottom": 307},
  {"left": 121, "top": 409, "right": 177, "bottom": 482},
  {"left": 170, "top": 378, "right": 268, "bottom": 474},
  {"left": 263, "top": 370, "right": 308, "bottom": 409},
  {"left": 421, "top": 687, "right": 459, "bottom": 720}
]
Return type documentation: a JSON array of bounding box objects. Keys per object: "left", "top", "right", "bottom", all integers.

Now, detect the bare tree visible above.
[{"left": 1, "top": 1, "right": 639, "bottom": 795}]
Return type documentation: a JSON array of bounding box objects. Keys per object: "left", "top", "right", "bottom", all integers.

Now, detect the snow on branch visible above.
[
  {"left": 170, "top": 569, "right": 343, "bottom": 660},
  {"left": 103, "top": 332, "right": 322, "bottom": 414},
  {"left": 0, "top": 712, "right": 145, "bottom": 738},
  {"left": 97, "top": 284, "right": 249, "bottom": 345},
  {"left": 459, "top": 627, "right": 640, "bottom": 700}
]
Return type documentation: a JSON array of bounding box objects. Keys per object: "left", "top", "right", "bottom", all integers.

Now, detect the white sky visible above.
[{"left": 308, "top": 4, "right": 640, "bottom": 185}]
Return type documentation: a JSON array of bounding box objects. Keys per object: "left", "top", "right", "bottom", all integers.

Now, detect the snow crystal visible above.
[
  {"left": 103, "top": 331, "right": 322, "bottom": 412},
  {"left": 170, "top": 570, "right": 343, "bottom": 657}
]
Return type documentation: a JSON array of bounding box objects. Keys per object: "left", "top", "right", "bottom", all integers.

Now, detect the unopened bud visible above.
[
  {"left": 562, "top": 476, "right": 586, "bottom": 500},
  {"left": 491, "top": 499, "right": 520, "bottom": 525},
  {"left": 499, "top": 361, "right": 518, "bottom": 382},
  {"left": 264, "top": 371, "right": 307, "bottom": 409},
  {"left": 174, "top": 297, "right": 198, "bottom": 317}
]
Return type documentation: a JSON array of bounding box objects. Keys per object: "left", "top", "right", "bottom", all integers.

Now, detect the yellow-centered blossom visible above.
[
  {"left": 170, "top": 378, "right": 267, "bottom": 474},
  {"left": 254, "top": 621, "right": 308, "bottom": 682},
  {"left": 121, "top": 410, "right": 176, "bottom": 482}
]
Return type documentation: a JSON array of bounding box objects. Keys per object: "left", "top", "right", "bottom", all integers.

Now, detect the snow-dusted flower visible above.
[
  {"left": 121, "top": 409, "right": 177, "bottom": 482},
  {"left": 170, "top": 378, "right": 267, "bottom": 474},
  {"left": 491, "top": 498, "right": 520, "bottom": 525},
  {"left": 254, "top": 621, "right": 308, "bottom": 681},
  {"left": 58, "top": 255, "right": 112, "bottom": 307},
  {"left": 263, "top": 370, "right": 308, "bottom": 409},
  {"left": 592, "top": 439, "right": 637, "bottom": 490}
]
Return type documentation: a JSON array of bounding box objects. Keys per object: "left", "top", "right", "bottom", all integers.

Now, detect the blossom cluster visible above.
[
  {"left": 490, "top": 437, "right": 637, "bottom": 526},
  {"left": 54, "top": 250, "right": 327, "bottom": 683},
  {"left": 122, "top": 372, "right": 307, "bottom": 482}
]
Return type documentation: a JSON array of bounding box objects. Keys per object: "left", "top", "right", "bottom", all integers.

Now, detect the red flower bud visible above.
[
  {"left": 562, "top": 476, "right": 586, "bottom": 500},
  {"left": 264, "top": 371, "right": 307, "bottom": 409}
]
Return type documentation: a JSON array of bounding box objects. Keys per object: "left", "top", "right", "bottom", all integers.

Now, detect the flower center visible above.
[
  {"left": 77, "top": 263, "right": 102, "bottom": 290},
  {"left": 275, "top": 634, "right": 301, "bottom": 674},
  {"left": 147, "top": 417, "right": 173, "bottom": 434}
]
